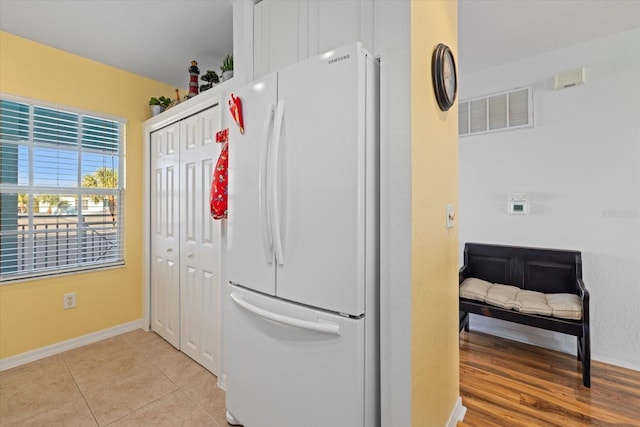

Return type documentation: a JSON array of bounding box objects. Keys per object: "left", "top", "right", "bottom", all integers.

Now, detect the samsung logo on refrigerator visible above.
[{"left": 328, "top": 54, "right": 350, "bottom": 65}]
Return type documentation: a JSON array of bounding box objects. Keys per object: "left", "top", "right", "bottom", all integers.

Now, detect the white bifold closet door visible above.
[
  {"left": 178, "top": 109, "right": 221, "bottom": 373},
  {"left": 150, "top": 106, "right": 221, "bottom": 375},
  {"left": 151, "top": 122, "right": 180, "bottom": 348}
]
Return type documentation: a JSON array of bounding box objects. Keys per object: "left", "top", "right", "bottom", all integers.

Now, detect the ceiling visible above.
[
  {"left": 1, "top": 0, "right": 640, "bottom": 87},
  {"left": 0, "top": 0, "right": 235, "bottom": 88},
  {"left": 458, "top": 0, "right": 640, "bottom": 74}
]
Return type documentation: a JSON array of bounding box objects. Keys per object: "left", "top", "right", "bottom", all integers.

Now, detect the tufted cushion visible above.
[
  {"left": 485, "top": 284, "right": 521, "bottom": 309},
  {"left": 460, "top": 277, "right": 582, "bottom": 320},
  {"left": 459, "top": 278, "right": 492, "bottom": 301},
  {"left": 515, "top": 290, "right": 552, "bottom": 316},
  {"left": 546, "top": 293, "right": 582, "bottom": 320}
]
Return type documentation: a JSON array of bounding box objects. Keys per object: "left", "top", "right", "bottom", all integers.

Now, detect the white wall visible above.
[
  {"left": 459, "top": 28, "right": 640, "bottom": 370},
  {"left": 375, "top": 2, "right": 412, "bottom": 426}
]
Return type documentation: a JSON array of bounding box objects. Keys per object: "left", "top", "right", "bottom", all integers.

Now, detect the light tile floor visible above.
[{"left": 0, "top": 329, "right": 227, "bottom": 426}]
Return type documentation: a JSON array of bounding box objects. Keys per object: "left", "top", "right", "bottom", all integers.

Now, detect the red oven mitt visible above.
[{"left": 210, "top": 142, "right": 228, "bottom": 220}]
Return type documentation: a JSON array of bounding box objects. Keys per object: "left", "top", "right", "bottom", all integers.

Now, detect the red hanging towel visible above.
[{"left": 210, "top": 142, "right": 228, "bottom": 220}]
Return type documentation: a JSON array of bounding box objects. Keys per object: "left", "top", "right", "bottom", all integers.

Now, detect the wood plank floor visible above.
[{"left": 459, "top": 331, "right": 640, "bottom": 426}]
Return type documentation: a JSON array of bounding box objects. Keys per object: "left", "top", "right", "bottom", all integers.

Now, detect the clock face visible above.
[
  {"left": 432, "top": 43, "right": 457, "bottom": 111},
  {"left": 443, "top": 51, "right": 456, "bottom": 101}
]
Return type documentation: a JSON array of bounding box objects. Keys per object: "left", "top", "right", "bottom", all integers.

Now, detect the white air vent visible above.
[{"left": 459, "top": 86, "right": 533, "bottom": 136}]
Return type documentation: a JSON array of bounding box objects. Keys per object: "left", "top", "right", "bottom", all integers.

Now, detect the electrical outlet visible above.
[{"left": 64, "top": 292, "right": 76, "bottom": 309}]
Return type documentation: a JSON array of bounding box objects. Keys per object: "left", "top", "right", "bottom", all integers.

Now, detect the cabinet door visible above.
[
  {"left": 253, "top": 0, "right": 308, "bottom": 78},
  {"left": 150, "top": 123, "right": 180, "bottom": 349},
  {"left": 308, "top": 0, "right": 374, "bottom": 57},
  {"left": 179, "top": 106, "right": 222, "bottom": 375}
]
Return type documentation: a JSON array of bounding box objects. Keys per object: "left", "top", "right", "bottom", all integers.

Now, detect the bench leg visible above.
[
  {"left": 582, "top": 326, "right": 591, "bottom": 388},
  {"left": 459, "top": 311, "right": 469, "bottom": 334},
  {"left": 577, "top": 337, "right": 582, "bottom": 362}
]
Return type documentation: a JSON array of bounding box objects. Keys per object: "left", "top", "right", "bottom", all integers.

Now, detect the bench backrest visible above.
[{"left": 464, "top": 243, "right": 582, "bottom": 294}]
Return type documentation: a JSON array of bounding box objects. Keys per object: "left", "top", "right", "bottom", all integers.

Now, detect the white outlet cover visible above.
[
  {"left": 446, "top": 204, "right": 456, "bottom": 229},
  {"left": 64, "top": 292, "right": 76, "bottom": 309}
]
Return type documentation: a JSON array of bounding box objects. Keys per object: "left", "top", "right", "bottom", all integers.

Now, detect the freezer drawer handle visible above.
[{"left": 230, "top": 293, "right": 341, "bottom": 335}]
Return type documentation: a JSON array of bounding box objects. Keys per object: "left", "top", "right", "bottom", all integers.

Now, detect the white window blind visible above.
[{"left": 0, "top": 97, "right": 125, "bottom": 282}]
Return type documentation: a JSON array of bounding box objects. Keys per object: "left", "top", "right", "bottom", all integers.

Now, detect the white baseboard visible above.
[
  {"left": 591, "top": 353, "right": 640, "bottom": 372},
  {"left": 447, "top": 396, "right": 467, "bottom": 427},
  {"left": 218, "top": 373, "right": 227, "bottom": 391},
  {"left": 0, "top": 319, "right": 144, "bottom": 371},
  {"left": 468, "top": 314, "right": 575, "bottom": 355},
  {"left": 468, "top": 315, "right": 640, "bottom": 373}
]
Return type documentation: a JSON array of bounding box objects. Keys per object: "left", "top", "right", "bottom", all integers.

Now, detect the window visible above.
[{"left": 0, "top": 96, "right": 125, "bottom": 282}]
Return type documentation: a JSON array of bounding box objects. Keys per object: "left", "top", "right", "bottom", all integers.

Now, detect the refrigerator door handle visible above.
[
  {"left": 259, "top": 103, "right": 275, "bottom": 264},
  {"left": 230, "top": 293, "right": 341, "bottom": 335},
  {"left": 270, "top": 100, "right": 285, "bottom": 266}
]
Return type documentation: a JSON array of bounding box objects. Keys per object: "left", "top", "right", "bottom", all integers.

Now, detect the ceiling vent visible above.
[{"left": 459, "top": 86, "right": 533, "bottom": 136}]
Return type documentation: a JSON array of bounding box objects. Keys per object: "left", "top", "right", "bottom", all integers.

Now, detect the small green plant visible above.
[
  {"left": 220, "top": 54, "right": 234, "bottom": 73},
  {"left": 149, "top": 96, "right": 172, "bottom": 108},
  {"left": 158, "top": 96, "right": 171, "bottom": 108},
  {"left": 202, "top": 70, "right": 220, "bottom": 84},
  {"left": 200, "top": 70, "right": 220, "bottom": 92}
]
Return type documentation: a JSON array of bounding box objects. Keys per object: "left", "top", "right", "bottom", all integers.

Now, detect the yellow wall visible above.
[
  {"left": 0, "top": 32, "right": 175, "bottom": 358},
  {"left": 410, "top": 1, "right": 460, "bottom": 425}
]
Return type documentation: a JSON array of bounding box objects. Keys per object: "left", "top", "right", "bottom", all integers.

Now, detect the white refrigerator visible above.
[{"left": 225, "top": 43, "right": 379, "bottom": 427}]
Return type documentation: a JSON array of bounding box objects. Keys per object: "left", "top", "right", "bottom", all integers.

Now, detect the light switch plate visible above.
[{"left": 446, "top": 204, "right": 455, "bottom": 229}]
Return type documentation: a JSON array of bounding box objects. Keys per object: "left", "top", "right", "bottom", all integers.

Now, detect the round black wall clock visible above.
[{"left": 432, "top": 43, "right": 457, "bottom": 111}]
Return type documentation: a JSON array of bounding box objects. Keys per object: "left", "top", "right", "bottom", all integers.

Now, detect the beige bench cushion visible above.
[
  {"left": 459, "top": 277, "right": 492, "bottom": 300},
  {"left": 460, "top": 278, "right": 582, "bottom": 320},
  {"left": 485, "top": 284, "right": 521, "bottom": 310},
  {"left": 546, "top": 293, "right": 582, "bottom": 320},
  {"left": 516, "top": 289, "right": 552, "bottom": 316}
]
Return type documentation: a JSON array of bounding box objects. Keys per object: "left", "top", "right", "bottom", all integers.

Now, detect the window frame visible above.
[{"left": 0, "top": 94, "right": 127, "bottom": 283}]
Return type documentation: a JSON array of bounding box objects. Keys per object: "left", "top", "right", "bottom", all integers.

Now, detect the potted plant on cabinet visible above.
[
  {"left": 200, "top": 70, "right": 220, "bottom": 92},
  {"left": 149, "top": 96, "right": 172, "bottom": 116},
  {"left": 220, "top": 54, "right": 234, "bottom": 81},
  {"left": 149, "top": 97, "right": 162, "bottom": 116}
]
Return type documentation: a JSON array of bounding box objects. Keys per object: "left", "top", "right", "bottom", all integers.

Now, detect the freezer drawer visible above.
[{"left": 225, "top": 284, "right": 366, "bottom": 427}]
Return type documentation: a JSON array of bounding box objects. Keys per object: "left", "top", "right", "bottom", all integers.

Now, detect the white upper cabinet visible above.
[
  {"left": 254, "top": 0, "right": 308, "bottom": 79},
  {"left": 307, "top": 0, "right": 374, "bottom": 57},
  {"left": 254, "top": 0, "right": 374, "bottom": 78}
]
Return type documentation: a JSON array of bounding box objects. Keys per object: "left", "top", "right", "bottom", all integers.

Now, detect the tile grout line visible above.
[
  {"left": 140, "top": 339, "right": 221, "bottom": 426},
  {"left": 3, "top": 331, "right": 219, "bottom": 426},
  {"left": 59, "top": 335, "right": 171, "bottom": 427},
  {"left": 128, "top": 333, "right": 222, "bottom": 426},
  {"left": 176, "top": 376, "right": 221, "bottom": 426},
  {"left": 60, "top": 355, "right": 101, "bottom": 427},
  {"left": 108, "top": 334, "right": 220, "bottom": 426},
  {"left": 98, "top": 335, "right": 181, "bottom": 426},
  {"left": 0, "top": 356, "right": 94, "bottom": 427}
]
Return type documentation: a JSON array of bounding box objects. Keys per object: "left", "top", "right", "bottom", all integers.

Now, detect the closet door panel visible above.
[
  {"left": 179, "top": 114, "right": 201, "bottom": 364},
  {"left": 196, "top": 106, "right": 222, "bottom": 375},
  {"left": 179, "top": 106, "right": 221, "bottom": 374},
  {"left": 150, "top": 124, "right": 180, "bottom": 348}
]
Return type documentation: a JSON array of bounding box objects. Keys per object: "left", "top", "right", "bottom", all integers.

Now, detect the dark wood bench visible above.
[{"left": 459, "top": 243, "right": 591, "bottom": 387}]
